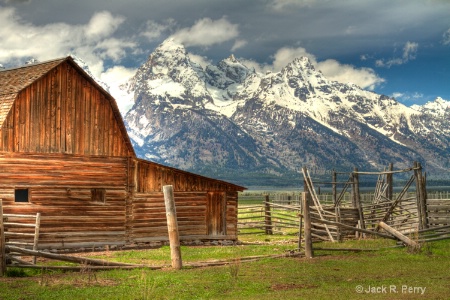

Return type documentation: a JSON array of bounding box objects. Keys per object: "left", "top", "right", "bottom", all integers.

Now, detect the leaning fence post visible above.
[
  {"left": 0, "top": 199, "right": 6, "bottom": 276},
  {"left": 378, "top": 221, "right": 418, "bottom": 248},
  {"left": 302, "top": 192, "right": 313, "bottom": 258},
  {"left": 163, "top": 185, "right": 182, "bottom": 270},
  {"left": 264, "top": 195, "right": 273, "bottom": 235}
]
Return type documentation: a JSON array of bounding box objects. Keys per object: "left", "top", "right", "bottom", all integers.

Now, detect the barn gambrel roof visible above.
[{"left": 0, "top": 56, "right": 136, "bottom": 156}]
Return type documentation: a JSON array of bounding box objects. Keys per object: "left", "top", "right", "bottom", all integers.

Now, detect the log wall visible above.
[
  {"left": 0, "top": 153, "right": 128, "bottom": 249},
  {"left": 132, "top": 192, "right": 207, "bottom": 242},
  {"left": 131, "top": 160, "right": 239, "bottom": 242},
  {"left": 134, "top": 159, "right": 239, "bottom": 192},
  {"left": 0, "top": 154, "right": 240, "bottom": 249}
]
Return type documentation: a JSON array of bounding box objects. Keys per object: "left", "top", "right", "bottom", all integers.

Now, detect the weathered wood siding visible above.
[
  {"left": 0, "top": 61, "right": 131, "bottom": 157},
  {"left": 132, "top": 192, "right": 208, "bottom": 242},
  {"left": 134, "top": 159, "right": 239, "bottom": 192},
  {"left": 0, "top": 153, "right": 129, "bottom": 249},
  {"left": 131, "top": 160, "right": 239, "bottom": 241},
  {"left": 427, "top": 199, "right": 450, "bottom": 227},
  {"left": 225, "top": 192, "right": 238, "bottom": 237}
]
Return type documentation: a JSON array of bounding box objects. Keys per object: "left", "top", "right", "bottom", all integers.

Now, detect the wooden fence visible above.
[
  {"left": 237, "top": 195, "right": 301, "bottom": 235},
  {"left": 427, "top": 199, "right": 450, "bottom": 227},
  {"left": 1, "top": 199, "right": 41, "bottom": 274}
]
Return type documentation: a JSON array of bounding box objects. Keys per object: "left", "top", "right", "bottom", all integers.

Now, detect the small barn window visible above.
[
  {"left": 91, "top": 188, "right": 106, "bottom": 203},
  {"left": 15, "top": 188, "right": 30, "bottom": 203}
]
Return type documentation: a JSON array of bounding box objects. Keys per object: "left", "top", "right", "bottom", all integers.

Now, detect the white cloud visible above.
[
  {"left": 188, "top": 53, "right": 212, "bottom": 69},
  {"left": 391, "top": 91, "right": 424, "bottom": 102},
  {"left": 0, "top": 7, "right": 135, "bottom": 76},
  {"left": 376, "top": 41, "right": 419, "bottom": 68},
  {"left": 271, "top": 47, "right": 317, "bottom": 70},
  {"left": 391, "top": 92, "right": 404, "bottom": 99},
  {"left": 317, "top": 59, "right": 385, "bottom": 90},
  {"left": 140, "top": 19, "right": 175, "bottom": 41},
  {"left": 239, "top": 47, "right": 313, "bottom": 75},
  {"left": 442, "top": 28, "right": 450, "bottom": 45},
  {"left": 231, "top": 39, "right": 247, "bottom": 51},
  {"left": 255, "top": 46, "right": 384, "bottom": 90},
  {"left": 170, "top": 17, "right": 239, "bottom": 47},
  {"left": 100, "top": 65, "right": 137, "bottom": 113},
  {"left": 269, "top": 0, "right": 318, "bottom": 11},
  {"left": 402, "top": 41, "right": 418, "bottom": 60},
  {"left": 84, "top": 11, "right": 124, "bottom": 41}
]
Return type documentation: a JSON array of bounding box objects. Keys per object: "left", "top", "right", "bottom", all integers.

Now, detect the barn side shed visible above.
[{"left": 0, "top": 57, "right": 245, "bottom": 250}]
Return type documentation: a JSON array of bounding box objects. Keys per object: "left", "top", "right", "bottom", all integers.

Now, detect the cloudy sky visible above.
[{"left": 1, "top": 0, "right": 449, "bottom": 107}]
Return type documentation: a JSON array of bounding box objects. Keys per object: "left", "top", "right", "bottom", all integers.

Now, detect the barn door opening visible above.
[{"left": 206, "top": 192, "right": 226, "bottom": 236}]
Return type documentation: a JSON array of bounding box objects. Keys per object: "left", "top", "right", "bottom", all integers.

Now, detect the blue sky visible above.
[{"left": 1, "top": 0, "right": 449, "bottom": 106}]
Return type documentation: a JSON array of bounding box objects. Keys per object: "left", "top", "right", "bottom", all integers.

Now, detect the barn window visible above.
[
  {"left": 15, "top": 188, "right": 30, "bottom": 203},
  {"left": 91, "top": 188, "right": 106, "bottom": 203}
]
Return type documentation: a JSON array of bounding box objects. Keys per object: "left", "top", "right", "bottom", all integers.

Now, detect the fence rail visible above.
[
  {"left": 237, "top": 191, "right": 450, "bottom": 245},
  {"left": 238, "top": 195, "right": 301, "bottom": 235},
  {"left": 1, "top": 199, "right": 41, "bottom": 273}
]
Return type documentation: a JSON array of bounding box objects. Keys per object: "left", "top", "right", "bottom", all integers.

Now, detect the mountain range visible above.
[{"left": 119, "top": 38, "right": 450, "bottom": 188}]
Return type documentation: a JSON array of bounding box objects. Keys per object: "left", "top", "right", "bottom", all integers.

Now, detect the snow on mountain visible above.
[
  {"left": 70, "top": 55, "right": 110, "bottom": 92},
  {"left": 121, "top": 38, "right": 450, "bottom": 186},
  {"left": 411, "top": 97, "right": 450, "bottom": 117}
]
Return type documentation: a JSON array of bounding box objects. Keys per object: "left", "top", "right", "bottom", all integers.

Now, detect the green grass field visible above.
[{"left": 1, "top": 236, "right": 449, "bottom": 300}]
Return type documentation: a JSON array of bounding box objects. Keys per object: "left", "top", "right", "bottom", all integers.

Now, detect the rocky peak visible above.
[
  {"left": 216, "top": 54, "right": 253, "bottom": 84},
  {"left": 412, "top": 97, "right": 450, "bottom": 117}
]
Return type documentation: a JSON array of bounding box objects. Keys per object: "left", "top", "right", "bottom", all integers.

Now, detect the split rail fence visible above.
[
  {"left": 237, "top": 195, "right": 301, "bottom": 235},
  {"left": 1, "top": 200, "right": 41, "bottom": 275},
  {"left": 237, "top": 162, "right": 450, "bottom": 250}
]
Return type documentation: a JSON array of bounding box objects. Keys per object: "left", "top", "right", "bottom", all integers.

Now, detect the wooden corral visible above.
[
  {"left": 302, "top": 164, "right": 450, "bottom": 243},
  {"left": 0, "top": 57, "right": 245, "bottom": 251}
]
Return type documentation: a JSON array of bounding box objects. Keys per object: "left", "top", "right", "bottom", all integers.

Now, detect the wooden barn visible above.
[{"left": 0, "top": 56, "right": 245, "bottom": 250}]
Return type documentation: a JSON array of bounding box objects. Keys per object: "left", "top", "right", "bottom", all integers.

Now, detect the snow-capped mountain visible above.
[
  {"left": 122, "top": 38, "right": 450, "bottom": 187},
  {"left": 412, "top": 97, "right": 450, "bottom": 117}
]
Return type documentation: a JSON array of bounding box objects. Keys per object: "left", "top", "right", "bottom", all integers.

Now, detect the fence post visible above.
[
  {"left": 378, "top": 221, "right": 418, "bottom": 248},
  {"left": 298, "top": 214, "right": 303, "bottom": 251},
  {"left": 302, "top": 192, "right": 313, "bottom": 258},
  {"left": 163, "top": 185, "right": 182, "bottom": 270},
  {"left": 332, "top": 170, "right": 341, "bottom": 242},
  {"left": 264, "top": 195, "right": 273, "bottom": 235},
  {"left": 418, "top": 163, "right": 428, "bottom": 229},
  {"left": 0, "top": 199, "right": 6, "bottom": 276},
  {"left": 353, "top": 168, "right": 366, "bottom": 233},
  {"left": 414, "top": 162, "right": 427, "bottom": 230},
  {"left": 32, "top": 213, "right": 41, "bottom": 265},
  {"left": 386, "top": 163, "right": 393, "bottom": 201}
]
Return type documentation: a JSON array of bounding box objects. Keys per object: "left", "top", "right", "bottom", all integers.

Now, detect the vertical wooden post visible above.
[
  {"left": 264, "top": 195, "right": 273, "bottom": 235},
  {"left": 422, "top": 171, "right": 428, "bottom": 229},
  {"left": 32, "top": 213, "right": 41, "bottom": 265},
  {"left": 353, "top": 168, "right": 366, "bottom": 231},
  {"left": 302, "top": 192, "right": 313, "bottom": 258},
  {"left": 162, "top": 185, "right": 182, "bottom": 270},
  {"left": 415, "top": 162, "right": 428, "bottom": 229},
  {"left": 386, "top": 163, "right": 393, "bottom": 201},
  {"left": 332, "top": 170, "right": 341, "bottom": 242},
  {"left": 0, "top": 200, "right": 6, "bottom": 276},
  {"left": 298, "top": 214, "right": 303, "bottom": 251},
  {"left": 414, "top": 162, "right": 424, "bottom": 230}
]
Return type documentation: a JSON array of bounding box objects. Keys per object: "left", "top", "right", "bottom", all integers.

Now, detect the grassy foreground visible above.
[{"left": 1, "top": 237, "right": 449, "bottom": 300}]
